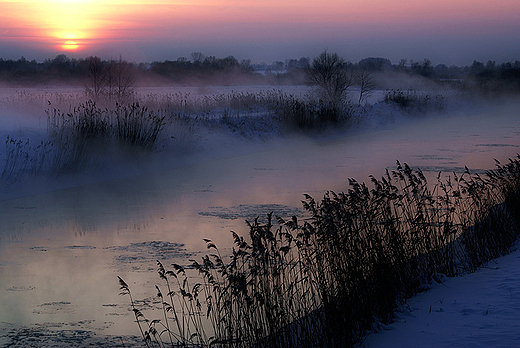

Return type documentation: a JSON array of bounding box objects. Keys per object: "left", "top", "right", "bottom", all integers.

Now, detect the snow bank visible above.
[{"left": 359, "top": 242, "right": 520, "bottom": 348}]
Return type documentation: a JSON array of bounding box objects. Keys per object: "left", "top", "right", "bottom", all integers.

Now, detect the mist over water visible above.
[{"left": 0, "top": 85, "right": 519, "bottom": 343}]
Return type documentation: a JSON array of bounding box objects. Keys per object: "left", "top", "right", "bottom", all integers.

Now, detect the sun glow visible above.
[
  {"left": 61, "top": 40, "right": 79, "bottom": 51},
  {"left": 43, "top": 4, "right": 98, "bottom": 52},
  {"left": 1, "top": 0, "right": 519, "bottom": 61},
  {"left": 0, "top": 0, "right": 121, "bottom": 53},
  {"left": 55, "top": 31, "right": 86, "bottom": 51}
]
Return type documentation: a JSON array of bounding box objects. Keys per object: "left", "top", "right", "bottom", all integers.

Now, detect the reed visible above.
[
  {"left": 0, "top": 136, "right": 53, "bottom": 186},
  {"left": 1, "top": 101, "right": 171, "bottom": 189},
  {"left": 119, "top": 156, "right": 520, "bottom": 347},
  {"left": 47, "top": 101, "right": 168, "bottom": 151},
  {"left": 136, "top": 89, "right": 354, "bottom": 131},
  {"left": 384, "top": 88, "right": 444, "bottom": 113}
]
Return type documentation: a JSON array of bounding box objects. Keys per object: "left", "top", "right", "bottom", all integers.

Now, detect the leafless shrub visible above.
[
  {"left": 306, "top": 51, "right": 353, "bottom": 109},
  {"left": 357, "top": 69, "right": 376, "bottom": 105}
]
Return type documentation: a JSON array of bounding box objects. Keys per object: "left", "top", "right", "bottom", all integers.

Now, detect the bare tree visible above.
[
  {"left": 191, "top": 52, "right": 205, "bottom": 65},
  {"left": 357, "top": 69, "right": 375, "bottom": 105},
  {"left": 86, "top": 56, "right": 106, "bottom": 101},
  {"left": 113, "top": 55, "right": 135, "bottom": 101},
  {"left": 397, "top": 58, "right": 408, "bottom": 72},
  {"left": 105, "top": 59, "right": 115, "bottom": 100},
  {"left": 306, "top": 51, "right": 352, "bottom": 108},
  {"left": 86, "top": 55, "right": 135, "bottom": 102}
]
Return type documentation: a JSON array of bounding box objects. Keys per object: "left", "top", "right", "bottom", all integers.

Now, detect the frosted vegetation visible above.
[
  {"left": 0, "top": 85, "right": 447, "bottom": 193},
  {"left": 1, "top": 51, "right": 520, "bottom": 347}
]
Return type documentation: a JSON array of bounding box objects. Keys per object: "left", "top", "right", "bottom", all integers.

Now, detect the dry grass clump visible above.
[
  {"left": 47, "top": 101, "right": 167, "bottom": 152},
  {"left": 1, "top": 90, "right": 328, "bottom": 189},
  {"left": 1, "top": 101, "right": 169, "bottom": 188},
  {"left": 119, "top": 156, "right": 520, "bottom": 347},
  {"left": 137, "top": 90, "right": 275, "bottom": 119},
  {"left": 0, "top": 137, "right": 54, "bottom": 186},
  {"left": 384, "top": 88, "right": 444, "bottom": 113},
  {"left": 138, "top": 89, "right": 352, "bottom": 132},
  {"left": 261, "top": 90, "right": 353, "bottom": 131}
]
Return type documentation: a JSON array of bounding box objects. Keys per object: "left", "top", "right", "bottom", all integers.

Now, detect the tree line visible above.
[
  {"left": 0, "top": 53, "right": 265, "bottom": 86},
  {"left": 1, "top": 53, "right": 519, "bottom": 94}
]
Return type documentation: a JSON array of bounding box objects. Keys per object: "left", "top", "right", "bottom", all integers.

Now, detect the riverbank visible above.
[{"left": 358, "top": 241, "right": 520, "bottom": 348}]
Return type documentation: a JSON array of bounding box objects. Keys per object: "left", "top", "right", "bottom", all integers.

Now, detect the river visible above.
[{"left": 0, "top": 87, "right": 519, "bottom": 345}]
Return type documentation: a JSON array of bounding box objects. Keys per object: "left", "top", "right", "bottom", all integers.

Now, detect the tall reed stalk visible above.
[{"left": 119, "top": 156, "right": 520, "bottom": 347}]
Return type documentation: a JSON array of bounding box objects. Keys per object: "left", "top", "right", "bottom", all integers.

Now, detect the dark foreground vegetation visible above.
[{"left": 119, "top": 157, "right": 520, "bottom": 347}]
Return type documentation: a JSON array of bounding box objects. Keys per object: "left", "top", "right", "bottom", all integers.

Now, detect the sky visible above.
[{"left": 1, "top": 0, "right": 519, "bottom": 65}]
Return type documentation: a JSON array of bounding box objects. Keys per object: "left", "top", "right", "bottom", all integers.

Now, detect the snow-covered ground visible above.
[{"left": 359, "top": 243, "right": 520, "bottom": 348}]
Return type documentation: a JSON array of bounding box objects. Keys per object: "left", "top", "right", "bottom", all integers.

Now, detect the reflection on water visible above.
[
  {"left": 199, "top": 204, "right": 303, "bottom": 220},
  {"left": 0, "top": 99, "right": 519, "bottom": 342}
]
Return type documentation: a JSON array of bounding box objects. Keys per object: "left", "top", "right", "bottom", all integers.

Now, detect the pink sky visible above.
[{"left": 1, "top": 0, "right": 519, "bottom": 64}]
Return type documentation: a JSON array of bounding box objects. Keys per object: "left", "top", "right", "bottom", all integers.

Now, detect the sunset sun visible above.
[
  {"left": 0, "top": 0, "right": 519, "bottom": 66},
  {"left": 56, "top": 31, "right": 85, "bottom": 51},
  {"left": 61, "top": 40, "right": 79, "bottom": 51}
]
